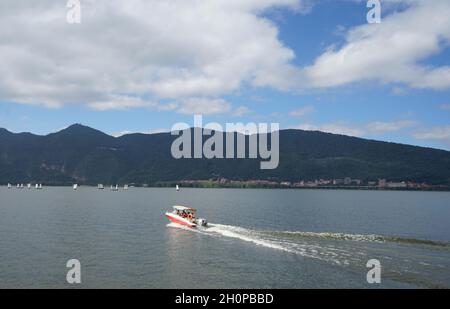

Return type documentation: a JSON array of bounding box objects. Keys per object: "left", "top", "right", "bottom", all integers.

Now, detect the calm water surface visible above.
[{"left": 0, "top": 187, "right": 449, "bottom": 288}]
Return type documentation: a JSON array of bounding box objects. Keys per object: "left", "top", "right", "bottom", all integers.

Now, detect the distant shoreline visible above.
[{"left": 3, "top": 184, "right": 449, "bottom": 192}]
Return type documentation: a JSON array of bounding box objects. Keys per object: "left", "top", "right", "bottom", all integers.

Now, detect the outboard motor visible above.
[{"left": 196, "top": 218, "right": 208, "bottom": 227}]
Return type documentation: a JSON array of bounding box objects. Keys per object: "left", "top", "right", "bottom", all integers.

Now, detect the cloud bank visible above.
[
  {"left": 0, "top": 0, "right": 449, "bottom": 114},
  {"left": 0, "top": 0, "right": 304, "bottom": 113}
]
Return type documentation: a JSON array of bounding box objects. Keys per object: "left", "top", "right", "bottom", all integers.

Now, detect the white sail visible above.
[
  {"left": 176, "top": 185, "right": 180, "bottom": 191},
  {"left": 73, "top": 184, "right": 78, "bottom": 190}
]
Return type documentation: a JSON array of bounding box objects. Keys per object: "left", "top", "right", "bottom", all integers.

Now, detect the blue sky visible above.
[{"left": 0, "top": 0, "right": 449, "bottom": 150}]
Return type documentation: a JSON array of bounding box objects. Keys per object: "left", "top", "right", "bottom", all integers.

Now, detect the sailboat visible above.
[
  {"left": 176, "top": 184, "right": 180, "bottom": 191},
  {"left": 111, "top": 184, "right": 119, "bottom": 191},
  {"left": 124, "top": 184, "right": 129, "bottom": 190},
  {"left": 38, "top": 184, "right": 43, "bottom": 190},
  {"left": 16, "top": 184, "right": 20, "bottom": 189},
  {"left": 98, "top": 184, "right": 104, "bottom": 190},
  {"left": 7, "top": 183, "right": 11, "bottom": 189},
  {"left": 73, "top": 184, "right": 78, "bottom": 190},
  {"left": 35, "top": 184, "right": 39, "bottom": 189},
  {"left": 27, "top": 183, "right": 31, "bottom": 189},
  {"left": 20, "top": 183, "right": 24, "bottom": 189}
]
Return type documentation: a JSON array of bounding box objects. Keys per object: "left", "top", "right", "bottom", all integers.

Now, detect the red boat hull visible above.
[{"left": 166, "top": 213, "right": 196, "bottom": 228}]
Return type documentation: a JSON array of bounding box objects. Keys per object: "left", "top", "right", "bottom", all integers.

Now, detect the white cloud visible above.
[
  {"left": 295, "top": 120, "right": 417, "bottom": 137},
  {"left": 366, "top": 120, "right": 417, "bottom": 134},
  {"left": 88, "top": 95, "right": 176, "bottom": 111},
  {"left": 295, "top": 123, "right": 366, "bottom": 137},
  {"left": 112, "top": 128, "right": 169, "bottom": 137},
  {"left": 413, "top": 126, "right": 450, "bottom": 141},
  {"left": 1, "top": 0, "right": 449, "bottom": 114},
  {"left": 289, "top": 105, "right": 315, "bottom": 117},
  {"left": 0, "top": 0, "right": 305, "bottom": 111},
  {"left": 112, "top": 131, "right": 134, "bottom": 137},
  {"left": 302, "top": 0, "right": 450, "bottom": 90},
  {"left": 232, "top": 106, "right": 251, "bottom": 117},
  {"left": 177, "top": 98, "right": 232, "bottom": 115}
]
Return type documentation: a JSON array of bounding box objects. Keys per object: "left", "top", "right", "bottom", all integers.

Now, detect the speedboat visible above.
[{"left": 165, "top": 205, "right": 207, "bottom": 228}]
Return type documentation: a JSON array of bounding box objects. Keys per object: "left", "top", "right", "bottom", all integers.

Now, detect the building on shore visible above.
[{"left": 387, "top": 181, "right": 407, "bottom": 188}]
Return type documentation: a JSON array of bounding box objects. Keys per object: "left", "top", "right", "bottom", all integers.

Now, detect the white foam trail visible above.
[
  {"left": 265, "top": 231, "right": 385, "bottom": 243},
  {"left": 206, "top": 224, "right": 296, "bottom": 253},
  {"left": 167, "top": 222, "right": 366, "bottom": 265},
  {"left": 204, "top": 224, "right": 353, "bottom": 265},
  {"left": 167, "top": 221, "right": 449, "bottom": 281}
]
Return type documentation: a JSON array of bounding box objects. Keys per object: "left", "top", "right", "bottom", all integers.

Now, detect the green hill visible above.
[{"left": 0, "top": 124, "right": 449, "bottom": 185}]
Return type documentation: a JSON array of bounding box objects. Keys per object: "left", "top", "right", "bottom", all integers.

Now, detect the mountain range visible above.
[{"left": 0, "top": 124, "right": 449, "bottom": 186}]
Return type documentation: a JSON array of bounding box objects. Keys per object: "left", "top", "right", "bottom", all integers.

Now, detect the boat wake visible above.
[
  {"left": 167, "top": 222, "right": 449, "bottom": 267},
  {"left": 167, "top": 222, "right": 450, "bottom": 288},
  {"left": 259, "top": 230, "right": 450, "bottom": 247},
  {"left": 203, "top": 224, "right": 368, "bottom": 265},
  {"left": 167, "top": 222, "right": 361, "bottom": 265}
]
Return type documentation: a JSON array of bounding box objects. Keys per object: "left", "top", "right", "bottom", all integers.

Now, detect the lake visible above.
[{"left": 0, "top": 187, "right": 449, "bottom": 288}]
